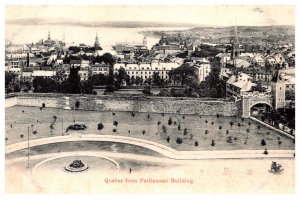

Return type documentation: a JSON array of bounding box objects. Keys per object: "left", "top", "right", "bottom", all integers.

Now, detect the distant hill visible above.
[{"left": 6, "top": 18, "right": 198, "bottom": 28}]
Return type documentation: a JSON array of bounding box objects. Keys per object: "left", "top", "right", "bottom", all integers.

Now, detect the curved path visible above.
[{"left": 5, "top": 134, "right": 295, "bottom": 160}]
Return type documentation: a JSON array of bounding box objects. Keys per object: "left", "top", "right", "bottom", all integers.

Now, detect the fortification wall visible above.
[{"left": 6, "top": 94, "right": 239, "bottom": 116}]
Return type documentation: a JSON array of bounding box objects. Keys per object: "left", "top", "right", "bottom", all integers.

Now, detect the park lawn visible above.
[{"left": 5, "top": 106, "right": 295, "bottom": 151}]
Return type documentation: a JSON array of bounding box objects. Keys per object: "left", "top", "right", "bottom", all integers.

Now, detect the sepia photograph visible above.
[{"left": 4, "top": 2, "right": 296, "bottom": 194}]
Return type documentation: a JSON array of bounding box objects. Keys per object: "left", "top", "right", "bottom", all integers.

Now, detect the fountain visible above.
[{"left": 65, "top": 159, "right": 88, "bottom": 172}]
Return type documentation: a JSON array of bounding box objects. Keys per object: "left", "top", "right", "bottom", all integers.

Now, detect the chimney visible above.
[{"left": 26, "top": 53, "right": 29, "bottom": 67}]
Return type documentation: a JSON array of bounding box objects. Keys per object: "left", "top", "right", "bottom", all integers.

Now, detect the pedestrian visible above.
[
  {"left": 22, "top": 110, "right": 24, "bottom": 114},
  {"left": 129, "top": 168, "right": 132, "bottom": 174},
  {"left": 10, "top": 124, "right": 12, "bottom": 128}
]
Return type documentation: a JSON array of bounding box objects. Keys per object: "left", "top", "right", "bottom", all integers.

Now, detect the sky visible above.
[{"left": 5, "top": 5, "right": 295, "bottom": 26}]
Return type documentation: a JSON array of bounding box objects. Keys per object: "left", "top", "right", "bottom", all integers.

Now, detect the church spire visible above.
[
  {"left": 231, "top": 25, "right": 240, "bottom": 59},
  {"left": 94, "top": 32, "right": 100, "bottom": 49}
]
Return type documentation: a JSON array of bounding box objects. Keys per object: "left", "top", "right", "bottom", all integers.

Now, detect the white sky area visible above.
[{"left": 5, "top": 5, "right": 294, "bottom": 26}]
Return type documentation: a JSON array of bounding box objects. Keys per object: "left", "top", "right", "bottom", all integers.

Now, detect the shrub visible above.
[
  {"left": 113, "top": 121, "right": 119, "bottom": 127},
  {"left": 162, "top": 125, "right": 167, "bottom": 133},
  {"left": 261, "top": 139, "right": 266, "bottom": 146},
  {"left": 166, "top": 136, "right": 170, "bottom": 142},
  {"left": 194, "top": 141, "right": 199, "bottom": 146},
  {"left": 183, "top": 128, "right": 187, "bottom": 135},
  {"left": 176, "top": 137, "right": 183, "bottom": 144},
  {"left": 112, "top": 129, "right": 117, "bottom": 133},
  {"left": 97, "top": 123, "right": 104, "bottom": 131},
  {"left": 168, "top": 117, "right": 173, "bottom": 125},
  {"left": 75, "top": 101, "right": 80, "bottom": 109},
  {"left": 211, "top": 140, "right": 215, "bottom": 146}
]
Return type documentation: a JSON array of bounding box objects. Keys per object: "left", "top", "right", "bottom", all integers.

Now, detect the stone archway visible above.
[
  {"left": 241, "top": 93, "right": 273, "bottom": 118},
  {"left": 250, "top": 102, "right": 272, "bottom": 117}
]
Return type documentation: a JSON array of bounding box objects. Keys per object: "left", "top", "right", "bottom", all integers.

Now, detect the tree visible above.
[
  {"left": 142, "top": 85, "right": 152, "bottom": 96},
  {"left": 33, "top": 77, "right": 58, "bottom": 93},
  {"left": 176, "top": 137, "right": 183, "bottom": 144},
  {"left": 246, "top": 129, "right": 250, "bottom": 139},
  {"left": 5, "top": 71, "right": 16, "bottom": 89},
  {"left": 166, "top": 136, "right": 170, "bottom": 142},
  {"left": 142, "top": 130, "right": 146, "bottom": 135},
  {"left": 178, "top": 123, "right": 181, "bottom": 131},
  {"left": 211, "top": 139, "right": 215, "bottom": 147},
  {"left": 81, "top": 79, "right": 94, "bottom": 94},
  {"left": 168, "top": 63, "right": 198, "bottom": 87},
  {"left": 162, "top": 125, "right": 167, "bottom": 133},
  {"left": 168, "top": 117, "right": 173, "bottom": 126},
  {"left": 75, "top": 101, "right": 80, "bottom": 110},
  {"left": 237, "top": 123, "right": 241, "bottom": 133},
  {"left": 113, "top": 121, "right": 119, "bottom": 127},
  {"left": 157, "top": 121, "right": 161, "bottom": 134},
  {"left": 278, "top": 140, "right": 282, "bottom": 149},
  {"left": 230, "top": 121, "right": 234, "bottom": 129},
  {"left": 67, "top": 66, "right": 81, "bottom": 94},
  {"left": 98, "top": 123, "right": 104, "bottom": 133},
  {"left": 115, "top": 67, "right": 127, "bottom": 88},
  {"left": 257, "top": 125, "right": 261, "bottom": 134},
  {"left": 219, "top": 126, "right": 222, "bottom": 134},
  {"left": 152, "top": 72, "right": 163, "bottom": 86},
  {"left": 89, "top": 74, "right": 108, "bottom": 86},
  {"left": 183, "top": 128, "right": 187, "bottom": 136}
]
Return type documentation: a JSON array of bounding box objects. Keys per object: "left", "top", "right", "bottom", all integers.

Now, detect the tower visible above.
[
  {"left": 231, "top": 25, "right": 240, "bottom": 60},
  {"left": 94, "top": 32, "right": 100, "bottom": 49}
]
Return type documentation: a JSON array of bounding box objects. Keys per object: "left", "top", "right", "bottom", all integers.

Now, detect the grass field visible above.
[{"left": 5, "top": 106, "right": 295, "bottom": 151}]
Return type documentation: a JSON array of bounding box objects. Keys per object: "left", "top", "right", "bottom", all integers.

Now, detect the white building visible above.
[
  {"left": 114, "top": 61, "right": 181, "bottom": 80},
  {"left": 193, "top": 58, "right": 211, "bottom": 83},
  {"left": 32, "top": 70, "right": 57, "bottom": 79},
  {"left": 226, "top": 73, "right": 256, "bottom": 96},
  {"left": 91, "top": 63, "right": 109, "bottom": 75}
]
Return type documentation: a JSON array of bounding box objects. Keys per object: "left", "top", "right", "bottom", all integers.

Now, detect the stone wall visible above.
[
  {"left": 16, "top": 95, "right": 58, "bottom": 108},
  {"left": 6, "top": 94, "right": 239, "bottom": 116}
]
